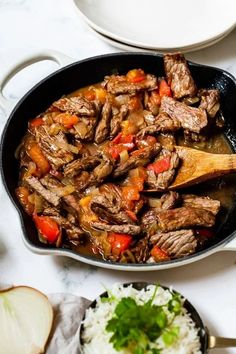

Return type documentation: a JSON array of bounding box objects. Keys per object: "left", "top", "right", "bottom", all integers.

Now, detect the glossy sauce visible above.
[{"left": 68, "top": 85, "right": 236, "bottom": 257}]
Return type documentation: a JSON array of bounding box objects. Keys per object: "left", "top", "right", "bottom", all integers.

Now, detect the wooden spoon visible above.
[{"left": 147, "top": 145, "right": 236, "bottom": 191}]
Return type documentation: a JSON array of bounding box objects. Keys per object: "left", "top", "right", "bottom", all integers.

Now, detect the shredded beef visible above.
[
  {"left": 26, "top": 176, "right": 60, "bottom": 206},
  {"left": 164, "top": 53, "right": 197, "bottom": 99},
  {"left": 157, "top": 207, "right": 216, "bottom": 232},
  {"left": 113, "top": 143, "right": 161, "bottom": 178},
  {"left": 104, "top": 74, "right": 157, "bottom": 95},
  {"left": 35, "top": 126, "right": 74, "bottom": 169},
  {"left": 94, "top": 97, "right": 113, "bottom": 144},
  {"left": 110, "top": 105, "right": 129, "bottom": 139},
  {"left": 150, "top": 229, "right": 197, "bottom": 258},
  {"left": 182, "top": 194, "right": 220, "bottom": 215},
  {"left": 53, "top": 96, "right": 96, "bottom": 116},
  {"left": 160, "top": 96, "right": 208, "bottom": 133},
  {"left": 198, "top": 89, "right": 220, "bottom": 119},
  {"left": 146, "top": 150, "right": 179, "bottom": 190},
  {"left": 91, "top": 221, "right": 141, "bottom": 235}
]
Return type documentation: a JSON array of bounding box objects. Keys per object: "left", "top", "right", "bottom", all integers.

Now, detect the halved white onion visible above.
[{"left": 0, "top": 286, "right": 53, "bottom": 354}]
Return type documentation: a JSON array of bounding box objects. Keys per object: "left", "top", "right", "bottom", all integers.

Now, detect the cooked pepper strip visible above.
[
  {"left": 27, "top": 143, "right": 51, "bottom": 175},
  {"left": 108, "top": 233, "right": 132, "bottom": 255},
  {"left": 151, "top": 245, "right": 170, "bottom": 261},
  {"left": 126, "top": 69, "right": 146, "bottom": 83},
  {"left": 33, "top": 214, "right": 60, "bottom": 244},
  {"left": 29, "top": 117, "right": 44, "bottom": 128},
  {"left": 54, "top": 113, "right": 79, "bottom": 128},
  {"left": 125, "top": 210, "right": 138, "bottom": 222},
  {"left": 159, "top": 79, "right": 172, "bottom": 98},
  {"left": 147, "top": 156, "right": 171, "bottom": 174}
]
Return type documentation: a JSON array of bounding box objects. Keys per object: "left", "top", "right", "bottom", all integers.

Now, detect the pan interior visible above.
[{"left": 1, "top": 53, "right": 236, "bottom": 267}]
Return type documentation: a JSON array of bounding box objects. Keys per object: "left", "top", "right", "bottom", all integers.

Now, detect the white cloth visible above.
[{"left": 47, "top": 294, "right": 91, "bottom": 354}]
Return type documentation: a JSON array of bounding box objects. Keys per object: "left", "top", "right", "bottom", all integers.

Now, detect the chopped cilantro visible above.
[{"left": 105, "top": 286, "right": 182, "bottom": 353}]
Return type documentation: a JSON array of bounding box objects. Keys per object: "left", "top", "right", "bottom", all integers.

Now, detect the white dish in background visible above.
[
  {"left": 73, "top": 0, "right": 236, "bottom": 50},
  {"left": 92, "top": 26, "right": 235, "bottom": 54}
]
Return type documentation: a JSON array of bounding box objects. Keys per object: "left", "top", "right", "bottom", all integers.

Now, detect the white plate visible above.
[
  {"left": 73, "top": 0, "right": 236, "bottom": 50},
  {"left": 92, "top": 26, "right": 235, "bottom": 54}
]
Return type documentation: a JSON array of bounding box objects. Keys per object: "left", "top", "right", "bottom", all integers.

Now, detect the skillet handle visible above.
[
  {"left": 222, "top": 233, "right": 236, "bottom": 251},
  {"left": 0, "top": 50, "right": 75, "bottom": 115},
  {"left": 208, "top": 335, "right": 236, "bottom": 349}
]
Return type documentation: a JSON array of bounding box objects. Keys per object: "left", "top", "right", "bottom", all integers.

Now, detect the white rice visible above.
[{"left": 82, "top": 284, "right": 202, "bottom": 354}]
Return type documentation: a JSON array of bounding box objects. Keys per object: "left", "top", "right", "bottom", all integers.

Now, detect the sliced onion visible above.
[
  {"left": 48, "top": 123, "right": 65, "bottom": 136},
  {"left": 53, "top": 139, "right": 79, "bottom": 154},
  {"left": 129, "top": 168, "right": 140, "bottom": 179},
  {"left": 182, "top": 97, "right": 199, "bottom": 106},
  {"left": 119, "top": 149, "right": 129, "bottom": 163},
  {"left": 74, "top": 122, "right": 88, "bottom": 138},
  {"left": 0, "top": 286, "right": 53, "bottom": 354},
  {"left": 148, "top": 197, "right": 162, "bottom": 208},
  {"left": 28, "top": 193, "right": 44, "bottom": 213},
  {"left": 52, "top": 185, "right": 75, "bottom": 197}
]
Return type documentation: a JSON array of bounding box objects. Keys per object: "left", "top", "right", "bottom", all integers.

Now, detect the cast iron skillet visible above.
[
  {"left": 79, "top": 282, "right": 236, "bottom": 353},
  {"left": 1, "top": 52, "right": 236, "bottom": 271}
]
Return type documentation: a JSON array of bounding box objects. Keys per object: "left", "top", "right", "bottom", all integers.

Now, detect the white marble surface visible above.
[{"left": 0, "top": 0, "right": 236, "bottom": 352}]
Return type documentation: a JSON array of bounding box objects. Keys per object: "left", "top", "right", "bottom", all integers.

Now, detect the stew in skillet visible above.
[{"left": 15, "top": 53, "right": 234, "bottom": 263}]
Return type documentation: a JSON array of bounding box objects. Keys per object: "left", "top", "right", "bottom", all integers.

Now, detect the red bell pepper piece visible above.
[
  {"left": 159, "top": 79, "right": 172, "bottom": 98},
  {"left": 108, "top": 233, "right": 132, "bottom": 255},
  {"left": 126, "top": 69, "right": 146, "bottom": 83},
  {"left": 27, "top": 143, "right": 51, "bottom": 175},
  {"left": 33, "top": 214, "right": 60, "bottom": 244},
  {"left": 147, "top": 156, "right": 171, "bottom": 174},
  {"left": 151, "top": 246, "right": 170, "bottom": 261},
  {"left": 112, "top": 132, "right": 123, "bottom": 144},
  {"left": 29, "top": 117, "right": 44, "bottom": 128},
  {"left": 126, "top": 210, "right": 138, "bottom": 222}
]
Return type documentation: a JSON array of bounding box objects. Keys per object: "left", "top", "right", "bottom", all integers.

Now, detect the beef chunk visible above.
[
  {"left": 91, "top": 221, "right": 141, "bottom": 235},
  {"left": 157, "top": 133, "right": 176, "bottom": 151},
  {"left": 91, "top": 151, "right": 114, "bottom": 183},
  {"left": 43, "top": 207, "right": 85, "bottom": 245},
  {"left": 182, "top": 194, "right": 220, "bottom": 215},
  {"left": 142, "top": 192, "right": 179, "bottom": 235},
  {"left": 64, "top": 156, "right": 100, "bottom": 177},
  {"left": 35, "top": 126, "right": 74, "bottom": 169},
  {"left": 160, "top": 96, "right": 208, "bottom": 133},
  {"left": 52, "top": 96, "right": 96, "bottom": 116},
  {"left": 141, "top": 210, "right": 158, "bottom": 236},
  {"left": 94, "top": 97, "right": 113, "bottom": 144},
  {"left": 110, "top": 105, "right": 129, "bottom": 139},
  {"left": 113, "top": 143, "right": 161, "bottom": 178},
  {"left": 159, "top": 191, "right": 180, "bottom": 210},
  {"left": 198, "top": 89, "right": 220, "bottom": 119},
  {"left": 104, "top": 74, "right": 157, "bottom": 95},
  {"left": 150, "top": 229, "right": 197, "bottom": 258},
  {"left": 146, "top": 150, "right": 179, "bottom": 190},
  {"left": 157, "top": 207, "right": 216, "bottom": 232},
  {"left": 138, "top": 112, "right": 181, "bottom": 137},
  {"left": 90, "top": 184, "right": 135, "bottom": 224},
  {"left": 164, "top": 53, "right": 197, "bottom": 99},
  {"left": 63, "top": 194, "right": 81, "bottom": 214},
  {"left": 131, "top": 236, "right": 150, "bottom": 263},
  {"left": 90, "top": 195, "right": 133, "bottom": 224},
  {"left": 26, "top": 176, "right": 60, "bottom": 206}
]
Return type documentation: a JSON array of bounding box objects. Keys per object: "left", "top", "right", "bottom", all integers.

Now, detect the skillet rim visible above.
[{"left": 1, "top": 51, "right": 236, "bottom": 270}]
